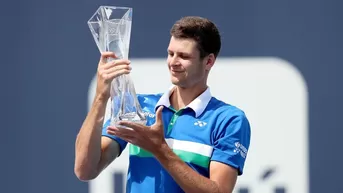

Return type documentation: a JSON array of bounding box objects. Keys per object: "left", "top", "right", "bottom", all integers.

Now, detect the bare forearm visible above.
[
  {"left": 155, "top": 144, "right": 222, "bottom": 193},
  {"left": 74, "top": 96, "right": 107, "bottom": 179}
]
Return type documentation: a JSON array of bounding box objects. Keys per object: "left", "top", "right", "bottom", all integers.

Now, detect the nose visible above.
[{"left": 169, "top": 55, "right": 181, "bottom": 67}]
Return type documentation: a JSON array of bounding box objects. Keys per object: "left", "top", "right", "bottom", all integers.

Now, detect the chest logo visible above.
[
  {"left": 194, "top": 120, "right": 207, "bottom": 127},
  {"left": 143, "top": 111, "right": 155, "bottom": 118}
]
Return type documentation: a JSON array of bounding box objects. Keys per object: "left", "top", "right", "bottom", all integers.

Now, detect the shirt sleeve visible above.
[
  {"left": 211, "top": 111, "right": 251, "bottom": 175},
  {"left": 102, "top": 118, "right": 128, "bottom": 156}
]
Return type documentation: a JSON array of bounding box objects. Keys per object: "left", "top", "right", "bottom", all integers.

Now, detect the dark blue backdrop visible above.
[{"left": 1, "top": 0, "right": 342, "bottom": 192}]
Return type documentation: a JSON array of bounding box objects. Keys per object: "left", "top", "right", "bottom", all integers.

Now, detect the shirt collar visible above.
[{"left": 155, "top": 86, "right": 212, "bottom": 117}]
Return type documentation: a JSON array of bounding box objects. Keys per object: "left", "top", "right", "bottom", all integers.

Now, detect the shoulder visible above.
[
  {"left": 137, "top": 93, "right": 163, "bottom": 99},
  {"left": 208, "top": 97, "right": 250, "bottom": 135},
  {"left": 136, "top": 93, "right": 163, "bottom": 111},
  {"left": 137, "top": 93, "right": 163, "bottom": 104},
  {"left": 208, "top": 97, "right": 248, "bottom": 121}
]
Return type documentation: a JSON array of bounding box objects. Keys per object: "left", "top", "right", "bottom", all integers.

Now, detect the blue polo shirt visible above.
[{"left": 102, "top": 87, "right": 251, "bottom": 193}]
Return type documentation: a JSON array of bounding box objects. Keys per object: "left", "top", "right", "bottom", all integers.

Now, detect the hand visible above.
[
  {"left": 107, "top": 106, "right": 166, "bottom": 155},
  {"left": 95, "top": 52, "right": 131, "bottom": 100}
]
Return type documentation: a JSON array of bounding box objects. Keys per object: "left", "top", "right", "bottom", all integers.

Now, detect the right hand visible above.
[{"left": 95, "top": 52, "right": 131, "bottom": 101}]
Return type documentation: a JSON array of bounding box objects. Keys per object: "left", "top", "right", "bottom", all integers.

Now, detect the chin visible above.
[
  {"left": 170, "top": 78, "right": 187, "bottom": 88},
  {"left": 171, "top": 79, "right": 179, "bottom": 85},
  {"left": 170, "top": 78, "right": 180, "bottom": 85}
]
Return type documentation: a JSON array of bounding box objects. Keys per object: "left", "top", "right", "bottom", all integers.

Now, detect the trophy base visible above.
[{"left": 111, "top": 112, "right": 147, "bottom": 129}]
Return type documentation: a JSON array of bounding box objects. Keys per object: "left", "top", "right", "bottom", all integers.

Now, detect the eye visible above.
[
  {"left": 168, "top": 52, "right": 174, "bottom": 57},
  {"left": 180, "top": 54, "right": 190, "bottom": 59}
]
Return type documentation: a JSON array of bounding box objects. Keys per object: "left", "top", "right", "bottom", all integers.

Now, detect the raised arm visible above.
[{"left": 74, "top": 52, "right": 131, "bottom": 181}]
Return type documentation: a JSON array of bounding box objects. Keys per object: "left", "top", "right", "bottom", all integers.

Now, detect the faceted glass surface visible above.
[
  {"left": 88, "top": 6, "right": 147, "bottom": 127},
  {"left": 88, "top": 6, "right": 132, "bottom": 59}
]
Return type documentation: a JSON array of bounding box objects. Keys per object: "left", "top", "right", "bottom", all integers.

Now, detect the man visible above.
[{"left": 75, "top": 16, "right": 251, "bottom": 193}]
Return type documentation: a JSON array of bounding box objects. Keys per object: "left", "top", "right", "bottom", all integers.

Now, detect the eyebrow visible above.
[{"left": 167, "top": 49, "right": 191, "bottom": 56}]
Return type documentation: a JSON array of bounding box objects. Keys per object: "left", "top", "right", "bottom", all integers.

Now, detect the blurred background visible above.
[{"left": 1, "top": 0, "right": 342, "bottom": 193}]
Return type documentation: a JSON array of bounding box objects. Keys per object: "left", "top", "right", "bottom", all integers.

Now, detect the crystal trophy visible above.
[{"left": 88, "top": 6, "right": 147, "bottom": 127}]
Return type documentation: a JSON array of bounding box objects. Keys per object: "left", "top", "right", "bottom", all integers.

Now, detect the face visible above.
[{"left": 167, "top": 36, "right": 214, "bottom": 88}]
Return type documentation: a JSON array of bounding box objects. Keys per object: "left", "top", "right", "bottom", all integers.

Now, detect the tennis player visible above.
[{"left": 75, "top": 16, "right": 251, "bottom": 193}]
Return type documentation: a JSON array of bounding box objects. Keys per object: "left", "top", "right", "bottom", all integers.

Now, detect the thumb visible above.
[{"left": 155, "top": 106, "right": 164, "bottom": 125}]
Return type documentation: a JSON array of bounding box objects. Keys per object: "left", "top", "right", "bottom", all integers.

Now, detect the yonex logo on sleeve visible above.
[{"left": 234, "top": 142, "right": 248, "bottom": 158}]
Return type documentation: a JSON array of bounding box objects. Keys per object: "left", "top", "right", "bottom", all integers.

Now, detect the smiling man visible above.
[{"left": 75, "top": 16, "right": 251, "bottom": 193}]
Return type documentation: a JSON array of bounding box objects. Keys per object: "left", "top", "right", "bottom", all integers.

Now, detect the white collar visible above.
[{"left": 155, "top": 86, "right": 212, "bottom": 117}]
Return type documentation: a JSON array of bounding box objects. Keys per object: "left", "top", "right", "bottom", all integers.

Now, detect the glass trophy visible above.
[{"left": 88, "top": 6, "right": 147, "bottom": 127}]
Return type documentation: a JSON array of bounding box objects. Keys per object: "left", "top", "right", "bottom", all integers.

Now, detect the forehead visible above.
[{"left": 168, "top": 36, "right": 198, "bottom": 54}]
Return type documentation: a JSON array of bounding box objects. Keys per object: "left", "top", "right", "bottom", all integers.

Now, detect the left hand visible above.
[{"left": 107, "top": 106, "right": 166, "bottom": 155}]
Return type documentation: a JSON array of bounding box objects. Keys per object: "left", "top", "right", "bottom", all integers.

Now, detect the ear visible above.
[{"left": 205, "top": 53, "right": 216, "bottom": 71}]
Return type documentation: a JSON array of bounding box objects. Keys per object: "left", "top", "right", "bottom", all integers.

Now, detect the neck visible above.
[{"left": 170, "top": 83, "right": 208, "bottom": 111}]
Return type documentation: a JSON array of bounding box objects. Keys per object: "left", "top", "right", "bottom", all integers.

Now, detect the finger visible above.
[
  {"left": 107, "top": 130, "right": 135, "bottom": 143},
  {"left": 117, "top": 121, "right": 146, "bottom": 132},
  {"left": 103, "top": 59, "right": 131, "bottom": 70},
  {"left": 105, "top": 69, "right": 131, "bottom": 80},
  {"left": 107, "top": 129, "right": 132, "bottom": 138},
  {"left": 104, "top": 64, "right": 131, "bottom": 73},
  {"left": 100, "top": 52, "right": 117, "bottom": 64},
  {"left": 107, "top": 126, "right": 136, "bottom": 136},
  {"left": 155, "top": 106, "right": 164, "bottom": 125}
]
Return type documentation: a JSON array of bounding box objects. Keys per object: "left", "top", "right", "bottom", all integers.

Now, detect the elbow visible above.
[{"left": 74, "top": 165, "right": 98, "bottom": 181}]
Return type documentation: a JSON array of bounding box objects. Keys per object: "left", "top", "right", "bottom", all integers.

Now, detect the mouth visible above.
[
  {"left": 170, "top": 70, "right": 184, "bottom": 76},
  {"left": 170, "top": 69, "right": 184, "bottom": 73}
]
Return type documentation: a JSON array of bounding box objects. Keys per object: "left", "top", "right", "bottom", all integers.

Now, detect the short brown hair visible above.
[{"left": 170, "top": 16, "right": 221, "bottom": 58}]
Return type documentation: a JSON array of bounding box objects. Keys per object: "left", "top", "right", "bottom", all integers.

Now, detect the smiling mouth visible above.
[{"left": 171, "top": 70, "right": 184, "bottom": 73}]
